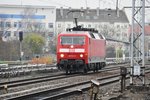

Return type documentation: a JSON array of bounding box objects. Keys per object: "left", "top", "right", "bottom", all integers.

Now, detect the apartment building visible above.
[
  {"left": 0, "top": 4, "right": 56, "bottom": 41},
  {"left": 56, "top": 7, "right": 129, "bottom": 42}
]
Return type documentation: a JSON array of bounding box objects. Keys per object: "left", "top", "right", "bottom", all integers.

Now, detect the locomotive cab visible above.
[
  {"left": 57, "top": 26, "right": 106, "bottom": 74},
  {"left": 57, "top": 32, "right": 89, "bottom": 74}
]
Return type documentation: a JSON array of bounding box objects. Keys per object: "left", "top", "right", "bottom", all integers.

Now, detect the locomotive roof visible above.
[{"left": 59, "top": 31, "right": 105, "bottom": 40}]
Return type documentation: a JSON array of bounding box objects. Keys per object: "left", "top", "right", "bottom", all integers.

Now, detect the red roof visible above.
[{"left": 128, "top": 25, "right": 150, "bottom": 35}]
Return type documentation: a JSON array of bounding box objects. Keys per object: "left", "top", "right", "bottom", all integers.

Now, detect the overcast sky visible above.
[
  {"left": 0, "top": 0, "right": 150, "bottom": 23},
  {"left": 0, "top": 0, "right": 132, "bottom": 8}
]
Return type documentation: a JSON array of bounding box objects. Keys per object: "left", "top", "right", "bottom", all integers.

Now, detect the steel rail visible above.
[
  {"left": 0, "top": 64, "right": 129, "bottom": 90},
  {"left": 3, "top": 68, "right": 150, "bottom": 100},
  {"left": 7, "top": 74, "right": 120, "bottom": 100}
]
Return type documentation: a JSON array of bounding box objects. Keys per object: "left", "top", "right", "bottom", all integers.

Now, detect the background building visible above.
[
  {"left": 128, "top": 24, "right": 150, "bottom": 58},
  {"left": 0, "top": 4, "right": 56, "bottom": 42},
  {"left": 56, "top": 7, "right": 129, "bottom": 41},
  {"left": 0, "top": 4, "right": 130, "bottom": 59},
  {"left": 56, "top": 7, "right": 130, "bottom": 57}
]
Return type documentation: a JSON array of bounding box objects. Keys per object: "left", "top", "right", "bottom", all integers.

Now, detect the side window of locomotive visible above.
[
  {"left": 93, "top": 33, "right": 100, "bottom": 39},
  {"left": 89, "top": 32, "right": 95, "bottom": 38},
  {"left": 98, "top": 33, "right": 104, "bottom": 39}
]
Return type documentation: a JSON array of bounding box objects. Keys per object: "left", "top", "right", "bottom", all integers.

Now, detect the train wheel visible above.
[
  {"left": 96, "top": 63, "right": 99, "bottom": 72},
  {"left": 57, "top": 64, "right": 61, "bottom": 70},
  {"left": 65, "top": 65, "right": 69, "bottom": 75},
  {"left": 93, "top": 63, "right": 96, "bottom": 72},
  {"left": 83, "top": 64, "right": 88, "bottom": 73},
  {"left": 98, "top": 63, "right": 102, "bottom": 70},
  {"left": 66, "top": 69, "right": 69, "bottom": 74},
  {"left": 102, "top": 62, "right": 106, "bottom": 68},
  {"left": 69, "top": 70, "right": 72, "bottom": 74}
]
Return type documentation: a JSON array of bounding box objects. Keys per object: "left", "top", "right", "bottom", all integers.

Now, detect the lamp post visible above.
[{"left": 147, "top": 41, "right": 150, "bottom": 59}]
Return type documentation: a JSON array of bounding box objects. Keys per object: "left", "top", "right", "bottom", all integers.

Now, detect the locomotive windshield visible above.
[{"left": 61, "top": 36, "right": 85, "bottom": 45}]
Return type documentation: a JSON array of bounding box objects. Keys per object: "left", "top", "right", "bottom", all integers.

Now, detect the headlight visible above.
[
  {"left": 60, "top": 54, "right": 64, "bottom": 58},
  {"left": 70, "top": 45, "right": 74, "bottom": 48},
  {"left": 80, "top": 54, "right": 83, "bottom": 58}
]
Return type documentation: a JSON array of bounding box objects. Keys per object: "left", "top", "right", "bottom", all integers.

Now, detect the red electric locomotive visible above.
[{"left": 57, "top": 26, "right": 106, "bottom": 74}]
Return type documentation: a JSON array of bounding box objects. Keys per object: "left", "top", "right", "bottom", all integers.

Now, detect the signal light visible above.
[{"left": 19, "top": 31, "right": 23, "bottom": 41}]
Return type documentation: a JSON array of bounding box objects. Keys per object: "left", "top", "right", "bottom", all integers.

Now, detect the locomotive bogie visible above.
[{"left": 58, "top": 59, "right": 86, "bottom": 74}]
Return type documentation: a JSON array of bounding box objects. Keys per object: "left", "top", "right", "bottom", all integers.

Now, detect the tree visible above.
[
  {"left": 23, "top": 33, "right": 45, "bottom": 56},
  {"left": 0, "top": 40, "right": 20, "bottom": 61}
]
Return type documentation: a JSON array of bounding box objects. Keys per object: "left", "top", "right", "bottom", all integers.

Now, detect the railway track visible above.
[
  {"left": 7, "top": 69, "right": 150, "bottom": 100},
  {"left": 0, "top": 64, "right": 130, "bottom": 99},
  {"left": 7, "top": 74, "right": 120, "bottom": 100},
  {"left": 6, "top": 63, "right": 150, "bottom": 100},
  {"left": 0, "top": 63, "right": 129, "bottom": 90}
]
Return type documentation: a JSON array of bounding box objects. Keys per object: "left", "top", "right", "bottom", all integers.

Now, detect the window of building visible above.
[
  {"left": 6, "top": 31, "right": 11, "bottom": 37},
  {"left": 124, "top": 25, "right": 127, "bottom": 28},
  {"left": 0, "top": 31, "right": 3, "bottom": 35},
  {"left": 18, "top": 22, "right": 22, "bottom": 28},
  {"left": 6, "top": 22, "right": 11, "bottom": 28},
  {"left": 48, "top": 23, "right": 53, "bottom": 28},
  {"left": 88, "top": 24, "right": 91, "bottom": 28},
  {"left": 34, "top": 23, "right": 40, "bottom": 28},
  {"left": 67, "top": 24, "right": 71, "bottom": 28},
  {"left": 116, "top": 33, "right": 120, "bottom": 37},
  {"left": 81, "top": 24, "right": 84, "bottom": 27},
  {"left": 121, "top": 25, "right": 124, "bottom": 28},
  {"left": 95, "top": 24, "right": 98, "bottom": 28},
  {"left": 117, "top": 25, "right": 120, "bottom": 28},
  {"left": 0, "top": 21, "right": 4, "bottom": 27},
  {"left": 93, "top": 16, "right": 98, "bottom": 19},
  {"left": 104, "top": 25, "right": 107, "bottom": 28},
  {"left": 124, "top": 33, "right": 127, "bottom": 37},
  {"left": 99, "top": 25, "right": 102, "bottom": 28},
  {"left": 14, "top": 22, "right": 18, "bottom": 28},
  {"left": 58, "top": 24, "right": 61, "bottom": 28},
  {"left": 41, "top": 23, "right": 46, "bottom": 28},
  {"left": 14, "top": 31, "right": 17, "bottom": 36},
  {"left": 85, "top": 16, "right": 90, "bottom": 19}
]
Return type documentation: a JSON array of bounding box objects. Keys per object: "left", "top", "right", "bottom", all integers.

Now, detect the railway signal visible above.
[
  {"left": 19, "top": 31, "right": 23, "bottom": 41},
  {"left": 19, "top": 31, "right": 23, "bottom": 61}
]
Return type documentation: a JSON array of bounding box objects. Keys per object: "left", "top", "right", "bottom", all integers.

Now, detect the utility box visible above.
[
  {"left": 120, "top": 67, "right": 127, "bottom": 76},
  {"left": 133, "top": 65, "right": 140, "bottom": 76}
]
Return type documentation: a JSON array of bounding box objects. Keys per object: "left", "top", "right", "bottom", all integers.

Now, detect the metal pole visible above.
[
  {"left": 74, "top": 18, "right": 78, "bottom": 27},
  {"left": 85, "top": 0, "right": 87, "bottom": 8},
  {"left": 20, "top": 41, "right": 22, "bottom": 62},
  {"left": 99, "top": 0, "right": 100, "bottom": 9},
  {"left": 141, "top": 0, "right": 145, "bottom": 85},
  {"left": 130, "top": 0, "right": 135, "bottom": 85},
  {"left": 131, "top": 0, "right": 145, "bottom": 86}
]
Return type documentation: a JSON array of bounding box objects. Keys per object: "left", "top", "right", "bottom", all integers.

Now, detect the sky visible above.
[
  {"left": 0, "top": 0, "right": 150, "bottom": 23},
  {"left": 0, "top": 0, "right": 132, "bottom": 9}
]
